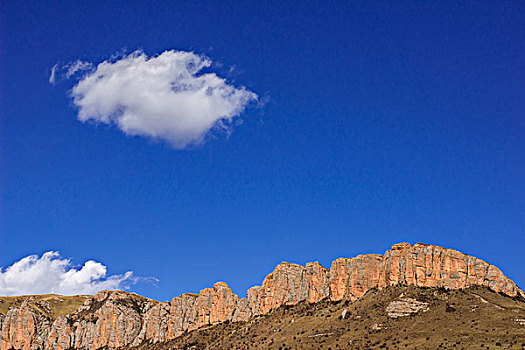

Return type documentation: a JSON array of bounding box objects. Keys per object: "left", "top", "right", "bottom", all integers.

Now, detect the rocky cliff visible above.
[{"left": 1, "top": 242, "right": 523, "bottom": 349}]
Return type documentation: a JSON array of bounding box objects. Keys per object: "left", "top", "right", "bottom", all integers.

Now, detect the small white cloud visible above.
[
  {"left": 68, "top": 50, "right": 257, "bottom": 148},
  {"left": 49, "top": 64, "right": 58, "bottom": 84},
  {"left": 49, "top": 60, "right": 93, "bottom": 84},
  {"left": 0, "top": 252, "right": 138, "bottom": 296},
  {"left": 64, "top": 60, "right": 93, "bottom": 79}
]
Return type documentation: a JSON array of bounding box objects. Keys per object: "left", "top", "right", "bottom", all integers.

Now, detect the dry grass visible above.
[
  {"left": 131, "top": 286, "right": 525, "bottom": 350},
  {"left": 0, "top": 289, "right": 164, "bottom": 325},
  {"left": 0, "top": 294, "right": 89, "bottom": 320}
]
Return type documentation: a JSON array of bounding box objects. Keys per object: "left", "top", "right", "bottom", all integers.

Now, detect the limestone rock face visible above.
[
  {"left": 257, "top": 261, "right": 330, "bottom": 314},
  {"left": 329, "top": 254, "right": 384, "bottom": 301},
  {"left": 244, "top": 286, "right": 263, "bottom": 317},
  {"left": 75, "top": 291, "right": 144, "bottom": 349},
  {"left": 168, "top": 282, "right": 243, "bottom": 338},
  {"left": 380, "top": 243, "right": 524, "bottom": 298},
  {"left": 328, "top": 243, "right": 524, "bottom": 301},
  {"left": 1, "top": 299, "right": 50, "bottom": 350},
  {"left": 385, "top": 298, "right": 429, "bottom": 318},
  {"left": 46, "top": 316, "right": 73, "bottom": 350},
  {"left": 168, "top": 293, "right": 198, "bottom": 337},
  {"left": 132, "top": 301, "right": 171, "bottom": 346},
  {"left": 1, "top": 242, "right": 523, "bottom": 349},
  {"left": 197, "top": 282, "right": 239, "bottom": 326}
]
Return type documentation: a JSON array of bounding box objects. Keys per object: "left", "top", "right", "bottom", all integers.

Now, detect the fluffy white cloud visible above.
[
  {"left": 0, "top": 252, "right": 137, "bottom": 296},
  {"left": 67, "top": 50, "right": 257, "bottom": 148}
]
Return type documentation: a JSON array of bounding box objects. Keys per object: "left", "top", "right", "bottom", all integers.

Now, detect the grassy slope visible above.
[
  {"left": 0, "top": 294, "right": 89, "bottom": 320},
  {"left": 132, "top": 286, "right": 525, "bottom": 350}
]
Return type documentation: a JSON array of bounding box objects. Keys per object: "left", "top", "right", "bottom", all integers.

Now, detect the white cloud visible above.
[
  {"left": 68, "top": 50, "right": 257, "bottom": 148},
  {"left": 0, "top": 252, "right": 138, "bottom": 296},
  {"left": 49, "top": 64, "right": 58, "bottom": 84},
  {"left": 65, "top": 60, "right": 93, "bottom": 78},
  {"left": 49, "top": 60, "right": 93, "bottom": 84}
]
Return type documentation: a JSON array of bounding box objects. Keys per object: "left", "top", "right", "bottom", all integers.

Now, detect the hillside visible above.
[
  {"left": 131, "top": 285, "right": 525, "bottom": 350},
  {"left": 1, "top": 242, "right": 524, "bottom": 349}
]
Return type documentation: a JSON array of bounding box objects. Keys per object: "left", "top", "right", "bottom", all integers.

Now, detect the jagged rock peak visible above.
[{"left": 1, "top": 242, "right": 523, "bottom": 350}]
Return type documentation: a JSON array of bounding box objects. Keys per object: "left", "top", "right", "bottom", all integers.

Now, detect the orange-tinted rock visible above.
[
  {"left": 381, "top": 243, "right": 524, "bottom": 297},
  {"left": 0, "top": 299, "right": 49, "bottom": 350},
  {"left": 243, "top": 286, "right": 263, "bottom": 318},
  {"left": 46, "top": 316, "right": 73, "bottom": 350},
  {"left": 1, "top": 242, "right": 523, "bottom": 350},
  {"left": 83, "top": 291, "right": 143, "bottom": 349},
  {"left": 329, "top": 254, "right": 384, "bottom": 301},
  {"left": 391, "top": 242, "right": 412, "bottom": 250},
  {"left": 232, "top": 297, "right": 252, "bottom": 322},
  {"left": 257, "top": 261, "right": 330, "bottom": 314},
  {"left": 168, "top": 293, "right": 198, "bottom": 338},
  {"left": 195, "top": 282, "right": 239, "bottom": 327},
  {"left": 132, "top": 301, "right": 171, "bottom": 346},
  {"left": 167, "top": 282, "right": 240, "bottom": 338},
  {"left": 328, "top": 242, "right": 524, "bottom": 301}
]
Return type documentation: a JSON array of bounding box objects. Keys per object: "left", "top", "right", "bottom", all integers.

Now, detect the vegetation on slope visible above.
[
  {"left": 0, "top": 294, "right": 89, "bottom": 321},
  {"left": 130, "top": 286, "right": 525, "bottom": 350}
]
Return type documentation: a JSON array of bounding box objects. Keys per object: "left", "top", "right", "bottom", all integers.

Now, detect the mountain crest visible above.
[{"left": 1, "top": 242, "right": 523, "bottom": 349}]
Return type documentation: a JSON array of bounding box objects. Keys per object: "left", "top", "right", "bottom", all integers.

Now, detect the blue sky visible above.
[{"left": 1, "top": 1, "right": 524, "bottom": 300}]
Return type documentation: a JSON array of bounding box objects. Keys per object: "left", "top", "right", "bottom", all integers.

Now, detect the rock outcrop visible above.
[
  {"left": 1, "top": 242, "right": 523, "bottom": 349},
  {"left": 256, "top": 261, "right": 330, "bottom": 315},
  {"left": 0, "top": 298, "right": 50, "bottom": 350},
  {"left": 385, "top": 297, "right": 429, "bottom": 318},
  {"left": 379, "top": 243, "right": 522, "bottom": 297},
  {"left": 329, "top": 254, "right": 384, "bottom": 301}
]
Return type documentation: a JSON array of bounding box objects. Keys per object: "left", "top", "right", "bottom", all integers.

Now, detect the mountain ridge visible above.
[{"left": 1, "top": 242, "right": 523, "bottom": 349}]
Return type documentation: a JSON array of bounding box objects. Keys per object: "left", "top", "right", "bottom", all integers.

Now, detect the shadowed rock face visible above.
[{"left": 1, "top": 242, "right": 523, "bottom": 349}]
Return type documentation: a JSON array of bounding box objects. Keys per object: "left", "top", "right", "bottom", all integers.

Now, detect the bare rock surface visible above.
[
  {"left": 257, "top": 261, "right": 330, "bottom": 315},
  {"left": 386, "top": 297, "right": 430, "bottom": 318},
  {"left": 1, "top": 242, "right": 523, "bottom": 349}
]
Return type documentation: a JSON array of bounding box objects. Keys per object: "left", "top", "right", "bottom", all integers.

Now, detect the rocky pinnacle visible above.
[{"left": 1, "top": 242, "right": 523, "bottom": 350}]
